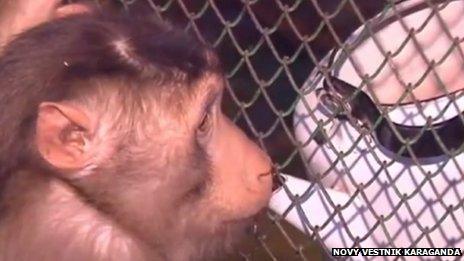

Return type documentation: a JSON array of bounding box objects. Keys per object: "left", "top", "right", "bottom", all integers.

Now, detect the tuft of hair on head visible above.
[{"left": 112, "top": 38, "right": 142, "bottom": 70}]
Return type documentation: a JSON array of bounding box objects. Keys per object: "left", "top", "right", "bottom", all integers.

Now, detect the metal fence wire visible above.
[{"left": 93, "top": 0, "right": 464, "bottom": 260}]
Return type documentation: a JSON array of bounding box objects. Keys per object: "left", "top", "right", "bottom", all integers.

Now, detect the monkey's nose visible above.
[{"left": 244, "top": 149, "right": 273, "bottom": 197}]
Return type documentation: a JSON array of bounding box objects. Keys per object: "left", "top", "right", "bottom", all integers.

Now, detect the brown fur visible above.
[{"left": 0, "top": 14, "right": 257, "bottom": 261}]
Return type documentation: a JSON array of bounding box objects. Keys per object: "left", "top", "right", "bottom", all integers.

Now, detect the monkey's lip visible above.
[
  {"left": 272, "top": 172, "right": 286, "bottom": 192},
  {"left": 223, "top": 216, "right": 254, "bottom": 226}
]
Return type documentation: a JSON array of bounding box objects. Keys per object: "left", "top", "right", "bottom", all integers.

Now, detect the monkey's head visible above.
[{"left": 0, "top": 14, "right": 272, "bottom": 259}]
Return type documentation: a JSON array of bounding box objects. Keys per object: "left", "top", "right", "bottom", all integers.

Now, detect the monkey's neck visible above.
[{"left": 0, "top": 170, "right": 154, "bottom": 261}]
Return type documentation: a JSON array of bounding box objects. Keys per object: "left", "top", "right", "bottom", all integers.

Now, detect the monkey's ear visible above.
[{"left": 35, "top": 102, "right": 94, "bottom": 171}]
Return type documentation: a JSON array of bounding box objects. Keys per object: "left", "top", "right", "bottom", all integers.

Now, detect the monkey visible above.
[{"left": 0, "top": 2, "right": 273, "bottom": 260}]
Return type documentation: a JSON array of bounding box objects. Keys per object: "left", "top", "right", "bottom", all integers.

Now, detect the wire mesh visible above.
[{"left": 93, "top": 0, "right": 464, "bottom": 260}]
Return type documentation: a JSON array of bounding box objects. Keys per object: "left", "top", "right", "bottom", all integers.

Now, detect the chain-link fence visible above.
[{"left": 90, "top": 0, "right": 464, "bottom": 260}]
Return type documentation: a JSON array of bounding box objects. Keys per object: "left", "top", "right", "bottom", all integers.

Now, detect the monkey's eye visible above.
[{"left": 197, "top": 111, "right": 212, "bottom": 135}]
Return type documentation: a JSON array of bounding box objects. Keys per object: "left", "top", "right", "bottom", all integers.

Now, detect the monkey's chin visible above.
[
  {"left": 205, "top": 218, "right": 251, "bottom": 256},
  {"left": 218, "top": 210, "right": 267, "bottom": 245},
  {"left": 221, "top": 208, "right": 267, "bottom": 232},
  {"left": 221, "top": 218, "right": 254, "bottom": 238},
  {"left": 183, "top": 211, "right": 267, "bottom": 260},
  {"left": 216, "top": 216, "right": 252, "bottom": 238}
]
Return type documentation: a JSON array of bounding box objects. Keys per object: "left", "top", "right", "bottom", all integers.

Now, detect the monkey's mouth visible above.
[
  {"left": 271, "top": 169, "right": 286, "bottom": 192},
  {"left": 223, "top": 216, "right": 254, "bottom": 228}
]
